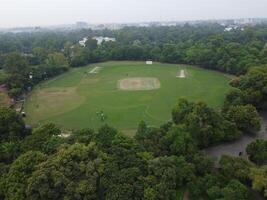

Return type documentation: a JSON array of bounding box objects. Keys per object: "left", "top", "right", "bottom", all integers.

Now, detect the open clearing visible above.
[{"left": 24, "top": 61, "right": 232, "bottom": 131}]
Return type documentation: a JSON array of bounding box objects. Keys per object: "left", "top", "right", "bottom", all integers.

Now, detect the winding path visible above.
[{"left": 205, "top": 111, "right": 267, "bottom": 162}]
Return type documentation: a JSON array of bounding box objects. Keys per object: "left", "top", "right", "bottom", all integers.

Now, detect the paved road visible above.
[{"left": 205, "top": 111, "right": 267, "bottom": 162}]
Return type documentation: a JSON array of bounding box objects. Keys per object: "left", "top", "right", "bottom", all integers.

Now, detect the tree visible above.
[
  {"left": 67, "top": 128, "right": 95, "bottom": 144},
  {"left": 46, "top": 52, "right": 69, "bottom": 68},
  {"left": 21, "top": 123, "right": 61, "bottom": 153},
  {"left": 161, "top": 43, "right": 182, "bottom": 63},
  {"left": 26, "top": 143, "right": 104, "bottom": 200},
  {"left": 135, "top": 121, "right": 148, "bottom": 142},
  {"left": 235, "top": 65, "right": 267, "bottom": 109},
  {"left": 172, "top": 99, "right": 241, "bottom": 147},
  {"left": 3, "top": 151, "right": 46, "bottom": 200},
  {"left": 85, "top": 39, "right": 98, "bottom": 51},
  {"left": 95, "top": 125, "right": 117, "bottom": 149},
  {"left": 144, "top": 156, "right": 194, "bottom": 200},
  {"left": 0, "top": 163, "right": 9, "bottom": 200},
  {"left": 189, "top": 175, "right": 250, "bottom": 200},
  {"left": 70, "top": 46, "right": 89, "bottom": 67},
  {"left": 103, "top": 166, "right": 143, "bottom": 200},
  {"left": 3, "top": 52, "right": 28, "bottom": 74},
  {"left": 219, "top": 155, "right": 255, "bottom": 183},
  {"left": 102, "top": 135, "right": 145, "bottom": 200},
  {"left": 135, "top": 126, "right": 166, "bottom": 156},
  {"left": 226, "top": 105, "right": 261, "bottom": 133},
  {"left": 246, "top": 139, "right": 267, "bottom": 165},
  {"left": 8, "top": 87, "right": 23, "bottom": 99},
  {"left": 223, "top": 88, "right": 245, "bottom": 109},
  {"left": 63, "top": 41, "right": 74, "bottom": 59},
  {"left": 190, "top": 152, "right": 213, "bottom": 176},
  {"left": 0, "top": 141, "right": 21, "bottom": 163},
  {"left": 32, "top": 47, "right": 47, "bottom": 64},
  {"left": 5, "top": 73, "right": 27, "bottom": 99},
  {"left": 221, "top": 180, "right": 250, "bottom": 200},
  {"left": 188, "top": 174, "right": 221, "bottom": 200},
  {"left": 172, "top": 98, "right": 193, "bottom": 125},
  {"left": 163, "top": 125, "right": 196, "bottom": 156},
  {"left": 0, "top": 107, "right": 27, "bottom": 142},
  {"left": 250, "top": 166, "right": 267, "bottom": 198}
]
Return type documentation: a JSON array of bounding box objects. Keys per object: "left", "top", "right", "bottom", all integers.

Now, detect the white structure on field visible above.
[
  {"left": 146, "top": 60, "right": 153, "bottom": 65},
  {"left": 177, "top": 70, "right": 185, "bottom": 78}
]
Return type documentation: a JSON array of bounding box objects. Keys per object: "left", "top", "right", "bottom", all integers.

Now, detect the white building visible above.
[
  {"left": 92, "top": 36, "right": 116, "bottom": 45},
  {"left": 79, "top": 37, "right": 88, "bottom": 47},
  {"left": 79, "top": 36, "right": 116, "bottom": 47},
  {"left": 146, "top": 61, "right": 153, "bottom": 65}
]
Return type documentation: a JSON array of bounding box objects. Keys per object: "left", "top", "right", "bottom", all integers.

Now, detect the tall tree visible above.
[
  {"left": 3, "top": 52, "right": 28, "bottom": 74},
  {"left": 3, "top": 151, "right": 46, "bottom": 200},
  {"left": 246, "top": 139, "right": 267, "bottom": 165},
  {"left": 26, "top": 143, "right": 104, "bottom": 200},
  {"left": 225, "top": 105, "right": 261, "bottom": 133},
  {"left": 0, "top": 107, "right": 27, "bottom": 142}
]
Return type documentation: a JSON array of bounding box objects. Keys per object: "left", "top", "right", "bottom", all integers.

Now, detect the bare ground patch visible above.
[
  {"left": 118, "top": 77, "right": 160, "bottom": 91},
  {"left": 25, "top": 87, "right": 85, "bottom": 123}
]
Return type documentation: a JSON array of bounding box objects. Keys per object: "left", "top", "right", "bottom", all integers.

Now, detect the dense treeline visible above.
[
  {"left": 1, "top": 23, "right": 267, "bottom": 99},
  {"left": 0, "top": 91, "right": 265, "bottom": 199},
  {"left": 225, "top": 64, "right": 267, "bottom": 109},
  {"left": 1, "top": 24, "right": 267, "bottom": 72}
]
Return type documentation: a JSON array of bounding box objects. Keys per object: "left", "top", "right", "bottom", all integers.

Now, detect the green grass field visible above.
[{"left": 24, "top": 61, "right": 233, "bottom": 132}]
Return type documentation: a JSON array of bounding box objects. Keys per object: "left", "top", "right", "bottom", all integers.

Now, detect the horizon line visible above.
[{"left": 1, "top": 17, "right": 267, "bottom": 30}]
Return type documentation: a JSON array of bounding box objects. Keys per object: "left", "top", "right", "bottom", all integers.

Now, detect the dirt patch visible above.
[
  {"left": 25, "top": 87, "right": 85, "bottom": 123},
  {"left": 118, "top": 77, "right": 160, "bottom": 91}
]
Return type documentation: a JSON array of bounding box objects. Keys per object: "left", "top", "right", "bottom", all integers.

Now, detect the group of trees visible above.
[
  {"left": 1, "top": 51, "right": 69, "bottom": 99},
  {"left": 171, "top": 98, "right": 261, "bottom": 148},
  {"left": 225, "top": 65, "right": 267, "bottom": 110},
  {"left": 246, "top": 139, "right": 267, "bottom": 165}
]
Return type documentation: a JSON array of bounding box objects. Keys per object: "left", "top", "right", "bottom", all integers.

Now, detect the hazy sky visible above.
[{"left": 1, "top": 0, "right": 267, "bottom": 28}]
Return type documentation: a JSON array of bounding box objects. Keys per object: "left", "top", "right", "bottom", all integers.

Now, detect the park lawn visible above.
[{"left": 24, "top": 61, "right": 233, "bottom": 131}]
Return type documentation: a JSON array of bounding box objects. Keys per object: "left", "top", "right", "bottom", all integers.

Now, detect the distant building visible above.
[
  {"left": 224, "top": 25, "right": 244, "bottom": 32},
  {"left": 146, "top": 61, "right": 153, "bottom": 65},
  {"left": 224, "top": 27, "right": 234, "bottom": 32},
  {"left": 78, "top": 36, "right": 116, "bottom": 47},
  {"left": 79, "top": 37, "right": 88, "bottom": 47},
  {"left": 92, "top": 36, "right": 116, "bottom": 45}
]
